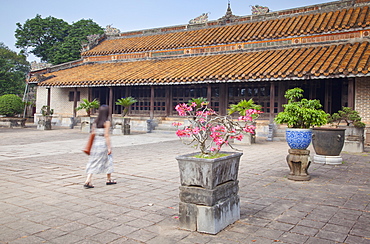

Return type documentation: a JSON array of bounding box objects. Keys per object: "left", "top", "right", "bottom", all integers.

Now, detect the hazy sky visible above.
[{"left": 0, "top": 0, "right": 333, "bottom": 62}]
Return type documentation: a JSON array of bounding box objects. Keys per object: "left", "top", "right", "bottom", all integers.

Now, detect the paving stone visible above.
[
  {"left": 316, "top": 229, "right": 348, "bottom": 242},
  {"left": 279, "top": 232, "right": 310, "bottom": 244},
  {"left": 323, "top": 222, "right": 352, "bottom": 233},
  {"left": 48, "top": 233, "right": 85, "bottom": 244},
  {"left": 125, "top": 229, "right": 158, "bottom": 243},
  {"left": 290, "top": 224, "right": 319, "bottom": 236},
  {"left": 7, "top": 235, "right": 47, "bottom": 244},
  {"left": 89, "top": 231, "right": 122, "bottom": 243}
]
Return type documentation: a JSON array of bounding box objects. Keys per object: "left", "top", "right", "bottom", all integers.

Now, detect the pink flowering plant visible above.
[{"left": 173, "top": 98, "right": 262, "bottom": 157}]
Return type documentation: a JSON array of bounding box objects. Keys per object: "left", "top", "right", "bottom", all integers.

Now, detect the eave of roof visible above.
[{"left": 35, "top": 41, "right": 370, "bottom": 87}]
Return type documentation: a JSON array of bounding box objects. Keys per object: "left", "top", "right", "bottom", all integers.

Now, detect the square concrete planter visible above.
[
  {"left": 176, "top": 151, "right": 242, "bottom": 190},
  {"left": 176, "top": 151, "right": 242, "bottom": 234},
  {"left": 339, "top": 126, "right": 365, "bottom": 153}
]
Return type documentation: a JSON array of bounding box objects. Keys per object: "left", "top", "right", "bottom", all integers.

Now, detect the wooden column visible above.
[
  {"left": 207, "top": 84, "right": 212, "bottom": 103},
  {"left": 150, "top": 86, "right": 155, "bottom": 119},
  {"left": 348, "top": 78, "right": 355, "bottom": 109},
  {"left": 165, "top": 86, "right": 171, "bottom": 116},
  {"left": 219, "top": 83, "right": 227, "bottom": 115},
  {"left": 109, "top": 87, "right": 113, "bottom": 119},
  {"left": 324, "top": 81, "right": 331, "bottom": 113},
  {"left": 47, "top": 87, "right": 51, "bottom": 114},
  {"left": 269, "top": 82, "right": 275, "bottom": 122},
  {"left": 73, "top": 87, "right": 78, "bottom": 118}
]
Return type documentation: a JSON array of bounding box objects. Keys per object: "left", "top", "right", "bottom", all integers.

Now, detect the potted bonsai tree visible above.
[
  {"left": 76, "top": 98, "right": 100, "bottom": 133},
  {"left": 274, "top": 88, "right": 328, "bottom": 150},
  {"left": 328, "top": 107, "right": 365, "bottom": 153},
  {"left": 115, "top": 97, "right": 137, "bottom": 135}
]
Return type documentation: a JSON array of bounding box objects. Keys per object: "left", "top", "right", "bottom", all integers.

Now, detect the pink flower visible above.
[
  {"left": 172, "top": 122, "right": 183, "bottom": 127},
  {"left": 176, "top": 128, "right": 192, "bottom": 137},
  {"left": 234, "top": 134, "right": 244, "bottom": 141},
  {"left": 192, "top": 127, "right": 200, "bottom": 134},
  {"left": 243, "top": 125, "right": 256, "bottom": 134}
]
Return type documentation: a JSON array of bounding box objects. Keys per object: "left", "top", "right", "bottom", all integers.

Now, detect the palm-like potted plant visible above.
[
  {"left": 76, "top": 98, "right": 100, "bottom": 133},
  {"left": 115, "top": 97, "right": 137, "bottom": 135},
  {"left": 228, "top": 98, "right": 262, "bottom": 144},
  {"left": 274, "top": 88, "right": 328, "bottom": 149},
  {"left": 76, "top": 98, "right": 100, "bottom": 117}
]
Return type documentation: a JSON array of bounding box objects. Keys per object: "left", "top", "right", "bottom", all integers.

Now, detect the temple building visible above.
[{"left": 29, "top": 0, "right": 370, "bottom": 134}]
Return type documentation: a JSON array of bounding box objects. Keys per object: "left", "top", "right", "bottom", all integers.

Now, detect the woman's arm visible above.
[{"left": 104, "top": 121, "right": 112, "bottom": 155}]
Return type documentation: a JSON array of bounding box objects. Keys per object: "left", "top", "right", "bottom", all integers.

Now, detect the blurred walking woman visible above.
[{"left": 84, "top": 105, "right": 116, "bottom": 188}]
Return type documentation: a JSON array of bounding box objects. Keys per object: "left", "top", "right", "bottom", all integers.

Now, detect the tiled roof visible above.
[
  {"left": 82, "top": 5, "right": 370, "bottom": 57},
  {"left": 36, "top": 41, "right": 370, "bottom": 87}
]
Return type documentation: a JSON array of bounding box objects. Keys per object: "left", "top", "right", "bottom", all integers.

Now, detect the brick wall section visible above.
[
  {"left": 355, "top": 77, "right": 370, "bottom": 124},
  {"left": 36, "top": 87, "right": 89, "bottom": 117}
]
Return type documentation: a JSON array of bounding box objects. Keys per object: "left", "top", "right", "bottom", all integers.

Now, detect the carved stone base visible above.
[{"left": 286, "top": 149, "right": 311, "bottom": 181}]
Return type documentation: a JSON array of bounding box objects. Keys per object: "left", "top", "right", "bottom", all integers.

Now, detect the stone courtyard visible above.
[{"left": 0, "top": 126, "right": 369, "bottom": 243}]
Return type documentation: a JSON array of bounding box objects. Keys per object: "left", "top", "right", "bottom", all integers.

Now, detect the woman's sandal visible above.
[
  {"left": 84, "top": 183, "right": 94, "bottom": 189},
  {"left": 106, "top": 180, "right": 117, "bottom": 185}
]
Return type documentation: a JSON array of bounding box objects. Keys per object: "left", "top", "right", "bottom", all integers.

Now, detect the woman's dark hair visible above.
[{"left": 95, "top": 105, "right": 110, "bottom": 128}]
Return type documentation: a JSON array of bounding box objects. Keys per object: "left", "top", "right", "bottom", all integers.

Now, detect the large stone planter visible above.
[
  {"left": 286, "top": 128, "right": 312, "bottom": 150},
  {"left": 339, "top": 126, "right": 364, "bottom": 153},
  {"left": 176, "top": 152, "right": 242, "bottom": 234},
  {"left": 37, "top": 116, "right": 52, "bottom": 130},
  {"left": 312, "top": 127, "right": 345, "bottom": 165},
  {"left": 80, "top": 117, "right": 95, "bottom": 133},
  {"left": 112, "top": 117, "right": 131, "bottom": 135}
]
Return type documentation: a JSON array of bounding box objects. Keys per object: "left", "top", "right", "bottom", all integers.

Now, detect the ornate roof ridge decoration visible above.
[
  {"left": 189, "top": 13, "right": 209, "bottom": 25},
  {"left": 105, "top": 25, "right": 121, "bottom": 36},
  {"left": 218, "top": 2, "right": 239, "bottom": 25},
  {"left": 81, "top": 34, "right": 106, "bottom": 52},
  {"left": 251, "top": 5, "right": 270, "bottom": 15},
  {"left": 30, "top": 61, "right": 52, "bottom": 71}
]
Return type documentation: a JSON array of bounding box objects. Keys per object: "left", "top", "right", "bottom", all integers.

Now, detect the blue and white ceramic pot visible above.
[{"left": 286, "top": 128, "right": 312, "bottom": 150}]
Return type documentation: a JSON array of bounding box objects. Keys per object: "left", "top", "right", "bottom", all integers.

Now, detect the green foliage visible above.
[
  {"left": 50, "top": 19, "right": 104, "bottom": 64},
  {"left": 76, "top": 98, "right": 100, "bottom": 116},
  {"left": 329, "top": 107, "right": 365, "bottom": 128},
  {"left": 274, "top": 88, "right": 328, "bottom": 128},
  {"left": 116, "top": 97, "right": 137, "bottom": 117},
  {"left": 15, "top": 15, "right": 103, "bottom": 65},
  {"left": 40, "top": 105, "right": 54, "bottom": 116},
  {"left": 228, "top": 98, "right": 262, "bottom": 117},
  {"left": 188, "top": 97, "right": 208, "bottom": 109},
  {"left": 0, "top": 94, "right": 24, "bottom": 117},
  {"left": 0, "top": 43, "right": 29, "bottom": 96}
]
